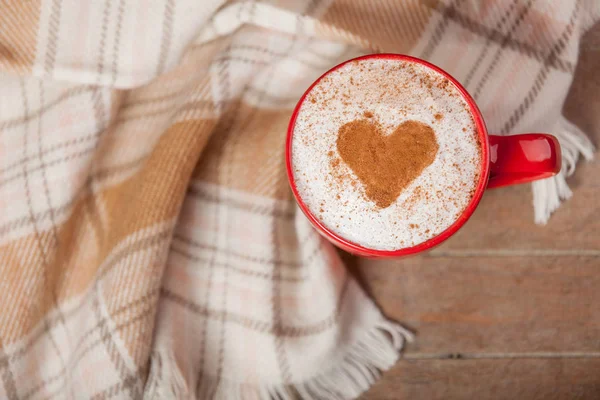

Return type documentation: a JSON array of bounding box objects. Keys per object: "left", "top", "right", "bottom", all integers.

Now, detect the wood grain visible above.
[
  {"left": 356, "top": 22, "right": 600, "bottom": 399},
  {"left": 352, "top": 255, "right": 600, "bottom": 354},
  {"left": 563, "top": 21, "right": 600, "bottom": 144},
  {"left": 435, "top": 161, "right": 600, "bottom": 252},
  {"left": 360, "top": 359, "right": 600, "bottom": 400}
]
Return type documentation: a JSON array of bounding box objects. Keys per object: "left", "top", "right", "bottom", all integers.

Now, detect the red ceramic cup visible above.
[{"left": 286, "top": 54, "right": 561, "bottom": 258}]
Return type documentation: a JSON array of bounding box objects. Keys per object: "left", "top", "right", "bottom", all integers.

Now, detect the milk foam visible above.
[{"left": 291, "top": 57, "right": 481, "bottom": 251}]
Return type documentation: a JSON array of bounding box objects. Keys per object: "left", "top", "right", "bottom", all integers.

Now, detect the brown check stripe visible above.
[
  {"left": 437, "top": 1, "right": 576, "bottom": 73},
  {"left": 0, "top": 0, "right": 40, "bottom": 74},
  {"left": 470, "top": 0, "right": 536, "bottom": 100},
  {"left": 501, "top": 0, "right": 582, "bottom": 134},
  {"left": 462, "top": 0, "right": 520, "bottom": 88},
  {"left": 0, "top": 0, "right": 596, "bottom": 398},
  {"left": 160, "top": 274, "right": 350, "bottom": 338}
]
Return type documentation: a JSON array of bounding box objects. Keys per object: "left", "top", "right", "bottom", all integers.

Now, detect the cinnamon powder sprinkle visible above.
[{"left": 336, "top": 119, "right": 439, "bottom": 208}]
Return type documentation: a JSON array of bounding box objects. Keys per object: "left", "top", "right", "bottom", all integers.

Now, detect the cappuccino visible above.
[{"left": 291, "top": 57, "right": 482, "bottom": 251}]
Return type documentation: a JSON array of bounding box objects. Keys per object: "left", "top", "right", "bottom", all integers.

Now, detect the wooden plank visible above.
[
  {"left": 351, "top": 256, "right": 600, "bottom": 354},
  {"left": 563, "top": 21, "right": 600, "bottom": 144},
  {"left": 356, "top": 23, "right": 600, "bottom": 400},
  {"left": 434, "top": 160, "right": 600, "bottom": 252},
  {"left": 361, "top": 358, "right": 600, "bottom": 400},
  {"left": 438, "top": 26, "right": 600, "bottom": 252}
]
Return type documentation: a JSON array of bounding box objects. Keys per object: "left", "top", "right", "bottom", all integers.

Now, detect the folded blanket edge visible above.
[
  {"left": 144, "top": 320, "right": 414, "bottom": 399},
  {"left": 533, "top": 115, "right": 596, "bottom": 225}
]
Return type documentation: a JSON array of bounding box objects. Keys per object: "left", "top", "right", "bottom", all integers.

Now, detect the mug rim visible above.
[{"left": 285, "top": 53, "right": 490, "bottom": 257}]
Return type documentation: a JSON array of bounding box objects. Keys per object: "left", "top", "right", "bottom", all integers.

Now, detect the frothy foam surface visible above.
[{"left": 291, "top": 57, "right": 482, "bottom": 251}]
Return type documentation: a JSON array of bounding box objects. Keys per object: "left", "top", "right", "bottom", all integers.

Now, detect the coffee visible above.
[{"left": 291, "top": 57, "right": 482, "bottom": 251}]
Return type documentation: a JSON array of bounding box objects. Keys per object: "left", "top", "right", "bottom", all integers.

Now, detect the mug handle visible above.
[{"left": 488, "top": 134, "right": 562, "bottom": 188}]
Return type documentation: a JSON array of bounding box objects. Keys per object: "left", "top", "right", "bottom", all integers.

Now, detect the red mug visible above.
[{"left": 286, "top": 54, "right": 561, "bottom": 258}]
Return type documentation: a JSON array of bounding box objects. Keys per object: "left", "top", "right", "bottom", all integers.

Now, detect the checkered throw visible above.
[{"left": 0, "top": 0, "right": 597, "bottom": 398}]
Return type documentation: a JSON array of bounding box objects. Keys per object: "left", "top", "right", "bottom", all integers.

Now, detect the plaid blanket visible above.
[{"left": 0, "top": 0, "right": 597, "bottom": 398}]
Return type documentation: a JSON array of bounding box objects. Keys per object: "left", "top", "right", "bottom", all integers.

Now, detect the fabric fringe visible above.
[
  {"left": 144, "top": 351, "right": 190, "bottom": 399},
  {"left": 146, "top": 321, "right": 413, "bottom": 399},
  {"left": 532, "top": 116, "right": 595, "bottom": 225},
  {"left": 292, "top": 321, "right": 414, "bottom": 400}
]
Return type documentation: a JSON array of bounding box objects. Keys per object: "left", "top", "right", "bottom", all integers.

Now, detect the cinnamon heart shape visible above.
[{"left": 337, "top": 119, "right": 439, "bottom": 208}]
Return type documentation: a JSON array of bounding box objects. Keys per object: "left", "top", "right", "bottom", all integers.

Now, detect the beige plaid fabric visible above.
[{"left": 0, "top": 0, "right": 598, "bottom": 398}]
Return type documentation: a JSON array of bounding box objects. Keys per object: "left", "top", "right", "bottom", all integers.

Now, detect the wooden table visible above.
[{"left": 357, "top": 26, "right": 600, "bottom": 400}]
